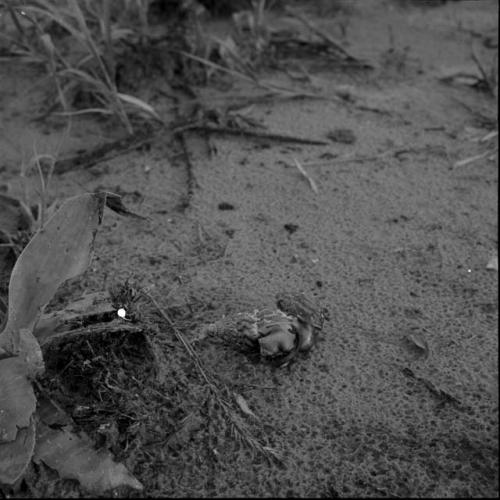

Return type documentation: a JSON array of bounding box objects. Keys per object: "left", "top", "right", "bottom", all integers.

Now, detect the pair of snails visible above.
[{"left": 236, "top": 293, "right": 329, "bottom": 367}]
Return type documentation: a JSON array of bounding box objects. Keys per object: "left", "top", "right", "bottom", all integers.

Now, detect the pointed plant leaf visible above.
[
  {"left": 117, "top": 93, "right": 161, "bottom": 121},
  {"left": 0, "top": 417, "right": 36, "bottom": 485},
  {"left": 0, "top": 357, "right": 37, "bottom": 443},
  {"left": 0, "top": 193, "right": 105, "bottom": 354},
  {"left": 34, "top": 423, "right": 143, "bottom": 494}
]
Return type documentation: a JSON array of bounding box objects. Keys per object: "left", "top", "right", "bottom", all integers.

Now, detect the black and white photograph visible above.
[{"left": 0, "top": 0, "right": 498, "bottom": 497}]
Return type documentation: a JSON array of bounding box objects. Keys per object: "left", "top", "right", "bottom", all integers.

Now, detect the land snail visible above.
[{"left": 237, "top": 294, "right": 328, "bottom": 367}]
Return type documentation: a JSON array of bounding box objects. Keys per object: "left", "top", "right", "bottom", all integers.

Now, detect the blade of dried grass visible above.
[
  {"left": 53, "top": 108, "right": 114, "bottom": 116},
  {"left": 453, "top": 150, "right": 492, "bottom": 168},
  {"left": 117, "top": 93, "right": 162, "bottom": 122},
  {"left": 292, "top": 157, "right": 318, "bottom": 193}
]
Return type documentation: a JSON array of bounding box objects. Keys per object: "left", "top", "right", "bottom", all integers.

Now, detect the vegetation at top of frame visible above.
[
  {"left": 0, "top": 1, "right": 286, "bottom": 131},
  {"left": 0, "top": 0, "right": 173, "bottom": 131}
]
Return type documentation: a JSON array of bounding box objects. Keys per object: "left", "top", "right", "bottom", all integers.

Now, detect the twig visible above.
[
  {"left": 480, "top": 130, "right": 498, "bottom": 142},
  {"left": 173, "top": 124, "right": 328, "bottom": 146},
  {"left": 297, "top": 153, "right": 382, "bottom": 167},
  {"left": 292, "top": 157, "right": 318, "bottom": 193},
  {"left": 225, "top": 92, "right": 331, "bottom": 111},
  {"left": 174, "top": 130, "right": 199, "bottom": 211},
  {"left": 299, "top": 146, "right": 447, "bottom": 168},
  {"left": 448, "top": 96, "right": 496, "bottom": 127},
  {"left": 454, "top": 148, "right": 496, "bottom": 168},
  {"left": 470, "top": 42, "right": 495, "bottom": 96},
  {"left": 54, "top": 124, "right": 158, "bottom": 174},
  {"left": 400, "top": 367, "right": 462, "bottom": 408}
]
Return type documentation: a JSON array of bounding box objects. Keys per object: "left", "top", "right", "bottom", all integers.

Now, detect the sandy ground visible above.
[{"left": 0, "top": 0, "right": 498, "bottom": 497}]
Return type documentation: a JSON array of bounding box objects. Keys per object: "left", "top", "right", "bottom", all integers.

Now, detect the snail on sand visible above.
[{"left": 236, "top": 293, "right": 329, "bottom": 367}]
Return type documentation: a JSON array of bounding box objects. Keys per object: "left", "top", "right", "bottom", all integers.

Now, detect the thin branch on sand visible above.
[{"left": 173, "top": 124, "right": 328, "bottom": 146}]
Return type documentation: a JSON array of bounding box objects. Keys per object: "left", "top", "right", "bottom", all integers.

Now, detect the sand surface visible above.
[{"left": 0, "top": 0, "right": 498, "bottom": 497}]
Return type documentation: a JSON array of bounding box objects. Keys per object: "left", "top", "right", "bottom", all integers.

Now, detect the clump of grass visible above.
[
  {"left": 177, "top": 0, "right": 273, "bottom": 84},
  {"left": 3, "top": 0, "right": 160, "bottom": 132}
]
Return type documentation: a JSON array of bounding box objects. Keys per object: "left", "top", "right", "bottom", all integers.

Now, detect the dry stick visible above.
[
  {"left": 299, "top": 152, "right": 388, "bottom": 168},
  {"left": 141, "top": 290, "right": 283, "bottom": 462},
  {"left": 173, "top": 124, "right": 328, "bottom": 146},
  {"left": 470, "top": 42, "right": 495, "bottom": 96},
  {"left": 299, "top": 146, "right": 441, "bottom": 168},
  {"left": 175, "top": 130, "right": 198, "bottom": 211},
  {"left": 453, "top": 149, "right": 496, "bottom": 168},
  {"left": 54, "top": 125, "right": 158, "bottom": 174}
]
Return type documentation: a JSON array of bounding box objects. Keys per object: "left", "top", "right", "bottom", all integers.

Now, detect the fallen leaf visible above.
[
  {"left": 405, "top": 329, "right": 429, "bottom": 358},
  {"left": 34, "top": 423, "right": 143, "bottom": 494},
  {"left": 234, "top": 393, "right": 258, "bottom": 419}
]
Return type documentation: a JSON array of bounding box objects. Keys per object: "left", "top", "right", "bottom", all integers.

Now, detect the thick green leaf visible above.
[
  {"left": 0, "top": 418, "right": 36, "bottom": 485},
  {"left": 34, "top": 423, "right": 143, "bottom": 494},
  {"left": 0, "top": 193, "right": 105, "bottom": 355},
  {"left": 0, "top": 357, "right": 37, "bottom": 444}
]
